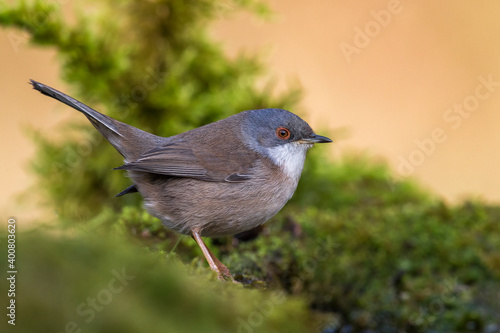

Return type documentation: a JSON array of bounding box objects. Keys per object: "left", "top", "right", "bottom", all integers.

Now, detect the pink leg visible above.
[{"left": 191, "top": 228, "right": 233, "bottom": 280}]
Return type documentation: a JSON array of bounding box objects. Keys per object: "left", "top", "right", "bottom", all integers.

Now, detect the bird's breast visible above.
[{"left": 128, "top": 154, "right": 303, "bottom": 237}]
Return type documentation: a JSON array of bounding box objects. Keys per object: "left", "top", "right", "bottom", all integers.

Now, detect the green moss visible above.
[
  {"left": 221, "top": 199, "right": 500, "bottom": 331},
  {"left": 0, "top": 230, "right": 312, "bottom": 333},
  {"left": 2, "top": 0, "right": 500, "bottom": 331}
]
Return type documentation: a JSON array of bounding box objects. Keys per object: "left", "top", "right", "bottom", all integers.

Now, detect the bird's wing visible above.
[{"left": 114, "top": 141, "right": 257, "bottom": 182}]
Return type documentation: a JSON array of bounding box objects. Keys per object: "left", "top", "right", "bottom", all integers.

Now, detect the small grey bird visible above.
[{"left": 30, "top": 80, "right": 332, "bottom": 280}]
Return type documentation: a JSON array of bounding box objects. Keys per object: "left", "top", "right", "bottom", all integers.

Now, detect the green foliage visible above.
[
  {"left": 292, "top": 202, "right": 500, "bottom": 331},
  {"left": 2, "top": 0, "right": 500, "bottom": 332},
  {"left": 89, "top": 157, "right": 500, "bottom": 332},
  {"left": 292, "top": 150, "right": 431, "bottom": 211},
  {"left": 0, "top": 230, "right": 312, "bottom": 333}
]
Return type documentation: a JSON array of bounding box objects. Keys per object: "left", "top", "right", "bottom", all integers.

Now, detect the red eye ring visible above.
[{"left": 276, "top": 127, "right": 291, "bottom": 140}]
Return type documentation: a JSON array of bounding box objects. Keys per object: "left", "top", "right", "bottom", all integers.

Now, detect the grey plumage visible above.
[{"left": 31, "top": 79, "right": 331, "bottom": 278}]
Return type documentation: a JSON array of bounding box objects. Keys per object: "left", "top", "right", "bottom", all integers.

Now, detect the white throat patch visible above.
[{"left": 266, "top": 142, "right": 311, "bottom": 180}]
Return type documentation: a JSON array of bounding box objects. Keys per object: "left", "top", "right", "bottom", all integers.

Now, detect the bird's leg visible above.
[{"left": 191, "top": 228, "right": 233, "bottom": 281}]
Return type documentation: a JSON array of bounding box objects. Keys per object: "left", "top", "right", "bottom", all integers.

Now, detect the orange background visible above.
[{"left": 2, "top": 0, "right": 500, "bottom": 223}]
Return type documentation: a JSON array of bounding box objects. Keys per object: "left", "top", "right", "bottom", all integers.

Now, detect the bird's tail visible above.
[{"left": 30, "top": 80, "right": 160, "bottom": 161}]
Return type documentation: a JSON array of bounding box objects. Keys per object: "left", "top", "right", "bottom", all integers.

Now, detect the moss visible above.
[
  {"left": 2, "top": 0, "right": 500, "bottom": 331},
  {"left": 0, "top": 230, "right": 312, "bottom": 333}
]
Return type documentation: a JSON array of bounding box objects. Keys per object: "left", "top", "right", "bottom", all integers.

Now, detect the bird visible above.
[{"left": 30, "top": 79, "right": 332, "bottom": 280}]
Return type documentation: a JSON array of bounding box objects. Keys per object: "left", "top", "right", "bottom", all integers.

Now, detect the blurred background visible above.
[
  {"left": 2, "top": 2, "right": 500, "bottom": 332},
  {"left": 2, "top": 0, "right": 500, "bottom": 220}
]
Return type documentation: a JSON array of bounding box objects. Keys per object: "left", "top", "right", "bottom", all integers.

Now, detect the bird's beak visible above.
[{"left": 299, "top": 134, "right": 332, "bottom": 144}]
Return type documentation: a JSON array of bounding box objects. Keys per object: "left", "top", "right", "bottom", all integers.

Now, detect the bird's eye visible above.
[{"left": 276, "top": 127, "right": 291, "bottom": 140}]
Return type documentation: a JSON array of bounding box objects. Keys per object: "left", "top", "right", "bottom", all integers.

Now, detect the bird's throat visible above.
[{"left": 266, "top": 142, "right": 310, "bottom": 181}]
